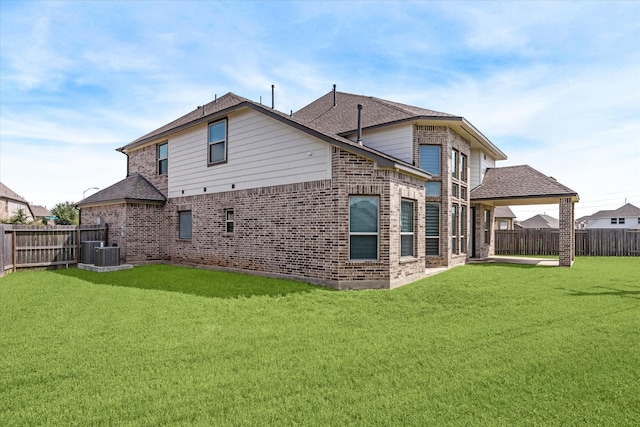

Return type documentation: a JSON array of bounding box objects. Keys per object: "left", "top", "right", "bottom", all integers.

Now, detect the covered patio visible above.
[{"left": 470, "top": 165, "right": 579, "bottom": 267}]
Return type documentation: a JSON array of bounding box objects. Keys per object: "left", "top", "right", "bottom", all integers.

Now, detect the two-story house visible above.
[
  {"left": 577, "top": 203, "right": 640, "bottom": 229},
  {"left": 77, "top": 88, "right": 578, "bottom": 288}
]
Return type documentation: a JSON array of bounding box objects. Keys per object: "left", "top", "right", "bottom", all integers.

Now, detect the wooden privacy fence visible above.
[
  {"left": 496, "top": 229, "right": 640, "bottom": 257},
  {"left": 0, "top": 225, "right": 108, "bottom": 276}
]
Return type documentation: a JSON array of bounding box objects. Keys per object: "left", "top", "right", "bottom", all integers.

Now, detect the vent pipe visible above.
[
  {"left": 271, "top": 84, "right": 275, "bottom": 109},
  {"left": 333, "top": 84, "right": 337, "bottom": 107},
  {"left": 357, "top": 103, "right": 363, "bottom": 145}
]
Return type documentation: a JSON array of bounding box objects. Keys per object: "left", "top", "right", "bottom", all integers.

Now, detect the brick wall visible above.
[
  {"left": 414, "top": 125, "right": 471, "bottom": 267},
  {"left": 80, "top": 204, "right": 127, "bottom": 261},
  {"left": 127, "top": 144, "right": 168, "bottom": 196}
]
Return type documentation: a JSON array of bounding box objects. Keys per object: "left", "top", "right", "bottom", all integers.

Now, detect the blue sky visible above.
[{"left": 1, "top": 0, "right": 638, "bottom": 220}]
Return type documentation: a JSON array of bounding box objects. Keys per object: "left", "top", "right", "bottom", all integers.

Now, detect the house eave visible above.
[
  {"left": 471, "top": 193, "right": 580, "bottom": 206},
  {"left": 77, "top": 198, "right": 166, "bottom": 209}
]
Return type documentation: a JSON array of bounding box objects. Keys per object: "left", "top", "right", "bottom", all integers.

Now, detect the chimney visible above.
[{"left": 357, "top": 104, "right": 363, "bottom": 145}]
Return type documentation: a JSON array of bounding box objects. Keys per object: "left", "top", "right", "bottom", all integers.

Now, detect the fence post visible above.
[
  {"left": 12, "top": 229, "right": 17, "bottom": 272},
  {"left": 76, "top": 227, "right": 81, "bottom": 264}
]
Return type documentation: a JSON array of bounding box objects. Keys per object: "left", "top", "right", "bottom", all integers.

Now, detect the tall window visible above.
[
  {"left": 158, "top": 142, "right": 168, "bottom": 175},
  {"left": 426, "top": 203, "right": 440, "bottom": 256},
  {"left": 460, "top": 205, "right": 467, "bottom": 254},
  {"left": 179, "top": 211, "right": 192, "bottom": 240},
  {"left": 401, "top": 199, "right": 415, "bottom": 257},
  {"left": 452, "top": 204, "right": 458, "bottom": 254},
  {"left": 225, "top": 209, "right": 234, "bottom": 233},
  {"left": 484, "top": 210, "right": 490, "bottom": 244},
  {"left": 460, "top": 154, "right": 468, "bottom": 182},
  {"left": 208, "top": 119, "right": 227, "bottom": 165},
  {"left": 419, "top": 145, "right": 441, "bottom": 176},
  {"left": 349, "top": 196, "right": 379, "bottom": 260},
  {"left": 452, "top": 149, "right": 459, "bottom": 179}
]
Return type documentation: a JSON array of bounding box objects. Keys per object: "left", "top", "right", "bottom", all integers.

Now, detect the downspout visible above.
[{"left": 357, "top": 104, "right": 363, "bottom": 145}]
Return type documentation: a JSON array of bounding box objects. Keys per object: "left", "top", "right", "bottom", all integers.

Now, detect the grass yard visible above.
[{"left": 1, "top": 258, "right": 639, "bottom": 426}]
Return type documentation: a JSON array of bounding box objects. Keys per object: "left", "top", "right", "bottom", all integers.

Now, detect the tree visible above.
[
  {"left": 51, "top": 202, "right": 79, "bottom": 225},
  {"left": 8, "top": 208, "right": 29, "bottom": 224}
]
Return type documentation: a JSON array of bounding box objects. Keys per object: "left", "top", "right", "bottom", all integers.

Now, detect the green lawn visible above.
[{"left": 1, "top": 258, "right": 639, "bottom": 426}]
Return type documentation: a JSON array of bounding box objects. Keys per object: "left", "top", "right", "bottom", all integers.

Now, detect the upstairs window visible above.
[
  {"left": 419, "top": 145, "right": 441, "bottom": 176},
  {"left": 208, "top": 119, "right": 227, "bottom": 165},
  {"left": 400, "top": 199, "right": 415, "bottom": 257},
  {"left": 349, "top": 196, "right": 379, "bottom": 260},
  {"left": 460, "top": 154, "right": 468, "bottom": 182},
  {"left": 619, "top": 218, "right": 625, "bottom": 224},
  {"left": 452, "top": 150, "right": 459, "bottom": 179},
  {"left": 158, "top": 142, "right": 168, "bottom": 175},
  {"left": 611, "top": 218, "right": 617, "bottom": 224}
]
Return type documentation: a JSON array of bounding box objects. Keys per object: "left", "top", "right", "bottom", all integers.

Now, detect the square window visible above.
[
  {"left": 452, "top": 184, "right": 459, "bottom": 198},
  {"left": 425, "top": 181, "right": 441, "bottom": 197},
  {"left": 460, "top": 186, "right": 467, "bottom": 200},
  {"left": 619, "top": 218, "right": 625, "bottom": 224},
  {"left": 611, "top": 218, "right": 617, "bottom": 224},
  {"left": 179, "top": 211, "right": 192, "bottom": 240}
]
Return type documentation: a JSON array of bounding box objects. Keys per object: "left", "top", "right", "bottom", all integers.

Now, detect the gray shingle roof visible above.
[
  {"left": 0, "top": 182, "right": 28, "bottom": 203},
  {"left": 518, "top": 214, "right": 559, "bottom": 229},
  {"left": 118, "top": 92, "right": 430, "bottom": 179},
  {"left": 76, "top": 174, "right": 166, "bottom": 207},
  {"left": 30, "top": 205, "right": 52, "bottom": 217},
  {"left": 494, "top": 206, "right": 516, "bottom": 218},
  {"left": 471, "top": 165, "right": 578, "bottom": 201},
  {"left": 585, "top": 203, "right": 640, "bottom": 220},
  {"left": 292, "top": 91, "right": 456, "bottom": 135}
]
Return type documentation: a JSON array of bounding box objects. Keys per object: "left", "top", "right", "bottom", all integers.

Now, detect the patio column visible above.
[{"left": 559, "top": 197, "right": 575, "bottom": 267}]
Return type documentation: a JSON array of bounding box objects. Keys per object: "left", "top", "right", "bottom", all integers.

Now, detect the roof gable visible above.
[
  {"left": 494, "top": 206, "right": 516, "bottom": 218},
  {"left": 470, "top": 165, "right": 578, "bottom": 202},
  {"left": 118, "top": 92, "right": 430, "bottom": 180},
  {"left": 77, "top": 174, "right": 166, "bottom": 207},
  {"left": 518, "top": 214, "right": 559, "bottom": 229}
]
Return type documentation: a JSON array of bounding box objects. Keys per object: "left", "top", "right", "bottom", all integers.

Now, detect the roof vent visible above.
[
  {"left": 333, "top": 84, "right": 337, "bottom": 107},
  {"left": 271, "top": 84, "right": 275, "bottom": 109}
]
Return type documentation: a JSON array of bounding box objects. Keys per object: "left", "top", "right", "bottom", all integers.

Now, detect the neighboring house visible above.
[
  {"left": 577, "top": 203, "right": 640, "bottom": 229},
  {"left": 516, "top": 214, "right": 559, "bottom": 229},
  {"left": 494, "top": 206, "right": 516, "bottom": 230},
  {"left": 77, "top": 88, "right": 579, "bottom": 289},
  {"left": 29, "top": 205, "right": 53, "bottom": 222},
  {"left": 0, "top": 182, "right": 34, "bottom": 222}
]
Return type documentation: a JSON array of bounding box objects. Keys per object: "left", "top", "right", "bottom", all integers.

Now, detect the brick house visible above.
[{"left": 77, "top": 88, "right": 579, "bottom": 288}]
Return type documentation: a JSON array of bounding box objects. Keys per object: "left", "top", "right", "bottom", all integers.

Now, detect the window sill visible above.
[
  {"left": 399, "top": 257, "right": 420, "bottom": 264},
  {"left": 207, "top": 160, "right": 228, "bottom": 167},
  {"left": 347, "top": 260, "right": 382, "bottom": 265}
]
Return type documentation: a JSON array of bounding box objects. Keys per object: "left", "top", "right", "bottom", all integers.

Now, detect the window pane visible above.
[
  {"left": 350, "top": 196, "right": 378, "bottom": 232},
  {"left": 350, "top": 235, "right": 378, "bottom": 259},
  {"left": 209, "top": 142, "right": 226, "bottom": 163},
  {"left": 452, "top": 150, "right": 458, "bottom": 178},
  {"left": 461, "top": 155, "right": 467, "bottom": 182},
  {"left": 425, "top": 182, "right": 441, "bottom": 197},
  {"left": 179, "top": 211, "right": 192, "bottom": 239},
  {"left": 426, "top": 239, "right": 439, "bottom": 256},
  {"left": 452, "top": 184, "right": 459, "bottom": 198},
  {"left": 208, "top": 121, "right": 226, "bottom": 143},
  {"left": 159, "top": 159, "right": 168, "bottom": 175},
  {"left": 419, "top": 145, "right": 440, "bottom": 176},
  {"left": 425, "top": 203, "right": 440, "bottom": 237},
  {"left": 401, "top": 235, "right": 414, "bottom": 257},
  {"left": 401, "top": 200, "right": 414, "bottom": 232},
  {"left": 158, "top": 143, "right": 168, "bottom": 159}
]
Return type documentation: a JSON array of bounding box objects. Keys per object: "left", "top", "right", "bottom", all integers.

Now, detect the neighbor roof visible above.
[
  {"left": 118, "top": 92, "right": 430, "bottom": 180},
  {"left": 588, "top": 203, "right": 640, "bottom": 220},
  {"left": 518, "top": 214, "right": 559, "bottom": 229},
  {"left": 470, "top": 165, "right": 579, "bottom": 203},
  {"left": 0, "top": 182, "right": 29, "bottom": 203},
  {"left": 30, "top": 205, "right": 52, "bottom": 217},
  {"left": 494, "top": 206, "right": 516, "bottom": 219},
  {"left": 76, "top": 174, "right": 166, "bottom": 208}
]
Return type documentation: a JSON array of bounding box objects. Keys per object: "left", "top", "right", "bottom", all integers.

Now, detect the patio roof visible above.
[{"left": 470, "top": 165, "right": 579, "bottom": 206}]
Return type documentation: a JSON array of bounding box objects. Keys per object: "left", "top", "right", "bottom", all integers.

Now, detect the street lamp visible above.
[{"left": 83, "top": 187, "right": 99, "bottom": 199}]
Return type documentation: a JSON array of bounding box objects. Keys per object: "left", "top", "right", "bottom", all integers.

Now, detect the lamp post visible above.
[{"left": 83, "top": 187, "right": 99, "bottom": 199}]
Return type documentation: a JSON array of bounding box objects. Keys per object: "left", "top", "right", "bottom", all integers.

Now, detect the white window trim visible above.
[{"left": 208, "top": 118, "right": 228, "bottom": 165}]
